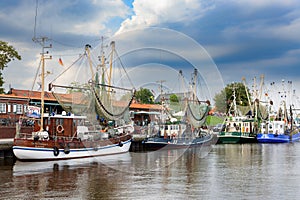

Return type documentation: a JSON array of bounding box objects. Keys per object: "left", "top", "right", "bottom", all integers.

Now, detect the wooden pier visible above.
[{"left": 0, "top": 139, "right": 14, "bottom": 158}]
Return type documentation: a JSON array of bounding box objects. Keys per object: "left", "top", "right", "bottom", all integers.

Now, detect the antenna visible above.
[
  {"left": 156, "top": 80, "right": 166, "bottom": 97},
  {"left": 33, "top": 0, "right": 39, "bottom": 42}
]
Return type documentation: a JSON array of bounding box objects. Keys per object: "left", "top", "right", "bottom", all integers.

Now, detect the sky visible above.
[{"left": 1, "top": 0, "right": 300, "bottom": 106}]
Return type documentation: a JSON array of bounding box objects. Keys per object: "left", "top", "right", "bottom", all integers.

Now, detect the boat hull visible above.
[
  {"left": 13, "top": 138, "right": 131, "bottom": 161},
  {"left": 256, "top": 133, "right": 300, "bottom": 143},
  {"left": 143, "top": 134, "right": 217, "bottom": 151},
  {"left": 217, "top": 132, "right": 257, "bottom": 144}
]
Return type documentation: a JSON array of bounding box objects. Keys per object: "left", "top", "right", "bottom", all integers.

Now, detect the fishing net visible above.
[{"left": 49, "top": 42, "right": 135, "bottom": 125}]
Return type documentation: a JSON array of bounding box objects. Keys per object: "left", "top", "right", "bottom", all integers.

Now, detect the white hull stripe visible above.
[{"left": 13, "top": 139, "right": 131, "bottom": 152}]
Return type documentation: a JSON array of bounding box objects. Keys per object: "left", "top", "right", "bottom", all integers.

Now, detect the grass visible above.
[{"left": 205, "top": 115, "right": 225, "bottom": 126}]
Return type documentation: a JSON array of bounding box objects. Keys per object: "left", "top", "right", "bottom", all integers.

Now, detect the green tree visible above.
[
  {"left": 169, "top": 94, "right": 179, "bottom": 102},
  {"left": 213, "top": 90, "right": 227, "bottom": 113},
  {"left": 0, "top": 41, "right": 21, "bottom": 93},
  {"left": 213, "top": 82, "right": 251, "bottom": 113},
  {"left": 135, "top": 88, "right": 154, "bottom": 104}
]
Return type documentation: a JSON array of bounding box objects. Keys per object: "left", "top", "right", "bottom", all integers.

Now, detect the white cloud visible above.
[
  {"left": 271, "top": 17, "right": 300, "bottom": 42},
  {"left": 234, "top": 0, "right": 298, "bottom": 8},
  {"left": 116, "top": 0, "right": 214, "bottom": 35}
]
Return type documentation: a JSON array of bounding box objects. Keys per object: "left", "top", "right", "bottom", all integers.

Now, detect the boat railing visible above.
[
  {"left": 16, "top": 132, "right": 35, "bottom": 140},
  {"left": 15, "top": 130, "right": 131, "bottom": 144}
]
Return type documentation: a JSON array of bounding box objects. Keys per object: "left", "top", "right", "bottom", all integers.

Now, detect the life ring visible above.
[
  {"left": 53, "top": 146, "right": 59, "bottom": 156},
  {"left": 56, "top": 125, "right": 64, "bottom": 134}
]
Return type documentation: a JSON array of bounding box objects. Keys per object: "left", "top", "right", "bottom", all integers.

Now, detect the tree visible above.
[
  {"left": 213, "top": 90, "right": 227, "bottom": 113},
  {"left": 135, "top": 88, "right": 154, "bottom": 104},
  {"left": 169, "top": 94, "right": 179, "bottom": 103},
  {"left": 213, "top": 82, "right": 251, "bottom": 113},
  {"left": 0, "top": 41, "right": 21, "bottom": 93}
]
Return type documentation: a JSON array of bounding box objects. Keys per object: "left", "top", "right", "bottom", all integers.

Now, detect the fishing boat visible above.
[
  {"left": 256, "top": 101, "right": 300, "bottom": 143},
  {"left": 143, "top": 69, "right": 216, "bottom": 150},
  {"left": 13, "top": 38, "right": 135, "bottom": 161},
  {"left": 217, "top": 82, "right": 259, "bottom": 144},
  {"left": 256, "top": 79, "right": 300, "bottom": 143},
  {"left": 217, "top": 116, "right": 258, "bottom": 144}
]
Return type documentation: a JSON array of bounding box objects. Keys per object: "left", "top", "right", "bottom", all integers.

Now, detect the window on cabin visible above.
[
  {"left": 56, "top": 118, "right": 64, "bottom": 125},
  {"left": 0, "top": 103, "right": 6, "bottom": 113},
  {"left": 44, "top": 118, "right": 50, "bottom": 125}
]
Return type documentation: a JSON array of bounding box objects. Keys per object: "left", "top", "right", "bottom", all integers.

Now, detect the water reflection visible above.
[{"left": 1, "top": 143, "right": 300, "bottom": 199}]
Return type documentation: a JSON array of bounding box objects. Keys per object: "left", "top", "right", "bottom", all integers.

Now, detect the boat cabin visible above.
[
  {"left": 17, "top": 112, "right": 89, "bottom": 141},
  {"left": 158, "top": 123, "right": 187, "bottom": 138},
  {"left": 260, "top": 121, "right": 285, "bottom": 134},
  {"left": 225, "top": 116, "right": 256, "bottom": 133}
]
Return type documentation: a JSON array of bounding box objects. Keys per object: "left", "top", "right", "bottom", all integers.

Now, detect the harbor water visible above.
[{"left": 1, "top": 143, "right": 300, "bottom": 200}]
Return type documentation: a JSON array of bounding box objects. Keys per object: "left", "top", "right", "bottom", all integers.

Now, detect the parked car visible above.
[{"left": 213, "top": 123, "right": 225, "bottom": 132}]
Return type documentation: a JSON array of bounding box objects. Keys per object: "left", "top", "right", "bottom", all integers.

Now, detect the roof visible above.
[
  {"left": 1, "top": 88, "right": 56, "bottom": 101},
  {"left": 129, "top": 103, "right": 161, "bottom": 110},
  {"left": 1, "top": 88, "right": 162, "bottom": 110}
]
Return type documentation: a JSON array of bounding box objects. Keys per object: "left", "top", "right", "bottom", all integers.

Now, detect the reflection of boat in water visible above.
[
  {"left": 13, "top": 152, "right": 132, "bottom": 176},
  {"left": 13, "top": 39, "right": 134, "bottom": 161},
  {"left": 143, "top": 69, "right": 216, "bottom": 151}
]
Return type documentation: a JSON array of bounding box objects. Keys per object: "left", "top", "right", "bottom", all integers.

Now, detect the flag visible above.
[{"left": 58, "top": 57, "right": 64, "bottom": 66}]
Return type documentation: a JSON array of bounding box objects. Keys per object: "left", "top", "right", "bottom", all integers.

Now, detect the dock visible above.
[{"left": 0, "top": 138, "right": 14, "bottom": 158}]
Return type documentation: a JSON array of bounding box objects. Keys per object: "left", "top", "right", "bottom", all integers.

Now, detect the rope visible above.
[
  {"left": 91, "top": 85, "right": 135, "bottom": 118},
  {"left": 27, "top": 56, "right": 42, "bottom": 104},
  {"left": 50, "top": 52, "right": 86, "bottom": 84},
  {"left": 114, "top": 50, "right": 135, "bottom": 89}
]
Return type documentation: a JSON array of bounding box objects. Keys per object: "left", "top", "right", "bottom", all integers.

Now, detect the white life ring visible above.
[{"left": 56, "top": 125, "right": 64, "bottom": 134}]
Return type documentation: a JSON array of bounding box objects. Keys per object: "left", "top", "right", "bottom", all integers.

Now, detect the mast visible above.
[
  {"left": 157, "top": 80, "right": 166, "bottom": 123},
  {"left": 242, "top": 77, "right": 252, "bottom": 115},
  {"left": 232, "top": 88, "right": 237, "bottom": 116},
  {"left": 36, "top": 37, "right": 52, "bottom": 131},
  {"left": 32, "top": 0, "right": 52, "bottom": 131},
  {"left": 259, "top": 74, "right": 264, "bottom": 101},
  {"left": 108, "top": 41, "right": 115, "bottom": 90},
  {"left": 85, "top": 44, "right": 94, "bottom": 81},
  {"left": 192, "top": 68, "right": 197, "bottom": 102}
]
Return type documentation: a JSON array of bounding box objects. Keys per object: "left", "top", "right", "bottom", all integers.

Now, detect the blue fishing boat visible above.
[{"left": 257, "top": 101, "right": 300, "bottom": 143}]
